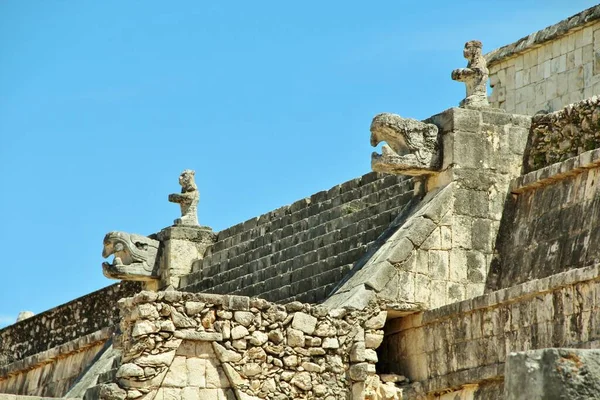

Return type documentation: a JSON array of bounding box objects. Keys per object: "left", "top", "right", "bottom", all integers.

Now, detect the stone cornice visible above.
[{"left": 485, "top": 5, "right": 600, "bottom": 67}]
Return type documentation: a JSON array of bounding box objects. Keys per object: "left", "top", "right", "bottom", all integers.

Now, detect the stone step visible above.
[
  {"left": 97, "top": 368, "right": 118, "bottom": 384},
  {"left": 83, "top": 385, "right": 101, "bottom": 400}
]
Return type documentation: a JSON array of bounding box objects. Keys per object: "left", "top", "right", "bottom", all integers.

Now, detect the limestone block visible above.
[
  {"left": 233, "top": 311, "right": 254, "bottom": 326},
  {"left": 364, "top": 311, "right": 387, "bottom": 329},
  {"left": 115, "top": 363, "right": 144, "bottom": 379},
  {"left": 249, "top": 331, "right": 268, "bottom": 346},
  {"left": 286, "top": 328, "right": 305, "bottom": 347},
  {"left": 206, "top": 364, "right": 229, "bottom": 389},
  {"left": 182, "top": 387, "right": 201, "bottom": 400},
  {"left": 365, "top": 333, "right": 384, "bottom": 349},
  {"left": 387, "top": 238, "right": 414, "bottom": 264},
  {"left": 230, "top": 326, "right": 249, "bottom": 340},
  {"left": 212, "top": 343, "right": 242, "bottom": 363},
  {"left": 322, "top": 337, "right": 340, "bottom": 349},
  {"left": 187, "top": 358, "right": 206, "bottom": 387},
  {"left": 291, "top": 312, "right": 317, "bottom": 335},
  {"left": 348, "top": 363, "right": 375, "bottom": 381},
  {"left": 505, "top": 348, "right": 600, "bottom": 400},
  {"left": 132, "top": 320, "right": 159, "bottom": 337},
  {"left": 155, "top": 387, "right": 181, "bottom": 399},
  {"left": 163, "top": 356, "right": 188, "bottom": 387},
  {"left": 184, "top": 301, "right": 205, "bottom": 316},
  {"left": 291, "top": 371, "right": 312, "bottom": 391},
  {"left": 136, "top": 350, "right": 177, "bottom": 367}
]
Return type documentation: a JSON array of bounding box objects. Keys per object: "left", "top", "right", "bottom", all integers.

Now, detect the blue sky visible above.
[{"left": 0, "top": 1, "right": 594, "bottom": 327}]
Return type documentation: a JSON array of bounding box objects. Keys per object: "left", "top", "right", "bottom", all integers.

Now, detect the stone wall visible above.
[
  {"left": 180, "top": 172, "right": 415, "bottom": 304},
  {"left": 487, "top": 148, "right": 600, "bottom": 291},
  {"left": 486, "top": 5, "right": 600, "bottom": 115},
  {"left": 0, "top": 331, "right": 109, "bottom": 397},
  {"left": 326, "top": 108, "right": 530, "bottom": 313},
  {"left": 380, "top": 263, "right": 600, "bottom": 399},
  {"left": 98, "top": 290, "right": 393, "bottom": 399},
  {"left": 525, "top": 97, "right": 600, "bottom": 172},
  {"left": 0, "top": 281, "right": 140, "bottom": 366}
]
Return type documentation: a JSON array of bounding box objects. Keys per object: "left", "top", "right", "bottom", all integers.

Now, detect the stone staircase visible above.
[{"left": 63, "top": 341, "right": 120, "bottom": 399}]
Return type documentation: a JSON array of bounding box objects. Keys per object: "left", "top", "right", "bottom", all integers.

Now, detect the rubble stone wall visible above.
[
  {"left": 0, "top": 331, "right": 108, "bottom": 397},
  {"left": 180, "top": 172, "right": 415, "bottom": 304},
  {"left": 526, "top": 97, "right": 600, "bottom": 172},
  {"left": 102, "top": 290, "right": 390, "bottom": 400},
  {"left": 380, "top": 263, "right": 600, "bottom": 399},
  {"left": 486, "top": 6, "right": 600, "bottom": 115},
  {"left": 0, "top": 282, "right": 140, "bottom": 367},
  {"left": 488, "top": 148, "right": 600, "bottom": 291}
]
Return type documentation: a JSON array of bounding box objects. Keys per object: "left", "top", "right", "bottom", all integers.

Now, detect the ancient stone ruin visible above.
[
  {"left": 4, "top": 5, "right": 600, "bottom": 400},
  {"left": 451, "top": 40, "right": 489, "bottom": 109}
]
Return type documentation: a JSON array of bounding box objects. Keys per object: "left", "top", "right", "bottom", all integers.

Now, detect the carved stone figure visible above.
[
  {"left": 370, "top": 113, "right": 440, "bottom": 175},
  {"left": 451, "top": 40, "right": 489, "bottom": 108},
  {"left": 16, "top": 311, "right": 34, "bottom": 322},
  {"left": 102, "top": 232, "right": 160, "bottom": 281},
  {"left": 168, "top": 169, "right": 199, "bottom": 226}
]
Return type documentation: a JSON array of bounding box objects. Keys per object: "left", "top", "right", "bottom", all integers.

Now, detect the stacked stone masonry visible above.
[
  {"left": 526, "top": 96, "right": 600, "bottom": 171},
  {"left": 0, "top": 282, "right": 140, "bottom": 367},
  {"left": 380, "top": 263, "right": 600, "bottom": 399},
  {"left": 99, "top": 290, "right": 395, "bottom": 400},
  {"left": 0, "top": 331, "right": 110, "bottom": 397},
  {"left": 324, "top": 108, "right": 531, "bottom": 313},
  {"left": 486, "top": 5, "right": 600, "bottom": 115},
  {"left": 180, "top": 172, "right": 415, "bottom": 304},
  {"left": 488, "top": 148, "right": 600, "bottom": 291}
]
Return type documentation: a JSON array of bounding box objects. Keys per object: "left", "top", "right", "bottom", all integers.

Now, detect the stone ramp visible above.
[{"left": 65, "top": 341, "right": 119, "bottom": 398}]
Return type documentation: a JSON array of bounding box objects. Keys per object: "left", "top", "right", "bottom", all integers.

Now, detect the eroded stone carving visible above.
[
  {"left": 451, "top": 40, "right": 489, "bottom": 108},
  {"left": 102, "top": 232, "right": 159, "bottom": 281},
  {"left": 370, "top": 113, "right": 440, "bottom": 175},
  {"left": 16, "top": 311, "right": 34, "bottom": 322},
  {"left": 168, "top": 169, "right": 199, "bottom": 226}
]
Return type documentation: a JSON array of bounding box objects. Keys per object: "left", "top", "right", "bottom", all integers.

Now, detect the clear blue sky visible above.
[{"left": 0, "top": 1, "right": 594, "bottom": 327}]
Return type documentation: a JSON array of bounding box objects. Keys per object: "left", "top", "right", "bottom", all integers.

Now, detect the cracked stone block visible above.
[{"left": 505, "top": 348, "right": 600, "bottom": 400}]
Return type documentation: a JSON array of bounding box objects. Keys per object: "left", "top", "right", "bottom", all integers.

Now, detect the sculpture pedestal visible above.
[{"left": 156, "top": 225, "right": 216, "bottom": 289}]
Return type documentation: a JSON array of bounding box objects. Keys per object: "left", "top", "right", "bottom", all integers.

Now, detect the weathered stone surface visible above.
[
  {"left": 452, "top": 40, "right": 489, "bottom": 108},
  {"left": 104, "top": 290, "right": 385, "bottom": 399},
  {"left": 291, "top": 371, "right": 312, "bottom": 391},
  {"left": 349, "top": 362, "right": 375, "bottom": 381},
  {"left": 15, "top": 311, "right": 34, "bottom": 322},
  {"left": 98, "top": 383, "right": 127, "bottom": 400},
  {"left": 291, "top": 313, "right": 317, "bottom": 335},
  {"left": 179, "top": 171, "right": 414, "bottom": 305},
  {"left": 115, "top": 363, "right": 144, "bottom": 379},
  {"left": 350, "top": 342, "right": 366, "bottom": 362},
  {"left": 184, "top": 301, "right": 205, "bottom": 316},
  {"left": 173, "top": 330, "right": 222, "bottom": 341},
  {"left": 131, "top": 320, "right": 158, "bottom": 337},
  {"left": 233, "top": 311, "right": 254, "bottom": 326},
  {"left": 231, "top": 325, "right": 249, "bottom": 340},
  {"left": 489, "top": 163, "right": 600, "bottom": 291},
  {"left": 102, "top": 231, "right": 160, "bottom": 282},
  {"left": 364, "top": 312, "right": 387, "bottom": 329},
  {"left": 322, "top": 337, "right": 339, "bottom": 349},
  {"left": 212, "top": 343, "right": 242, "bottom": 363},
  {"left": 365, "top": 333, "right": 384, "bottom": 349},
  {"left": 527, "top": 98, "right": 600, "bottom": 172},
  {"left": 168, "top": 169, "right": 200, "bottom": 226},
  {"left": 249, "top": 331, "right": 268, "bottom": 346},
  {"left": 242, "top": 363, "right": 262, "bottom": 377},
  {"left": 505, "top": 348, "right": 600, "bottom": 400},
  {"left": 370, "top": 113, "right": 440, "bottom": 175}
]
